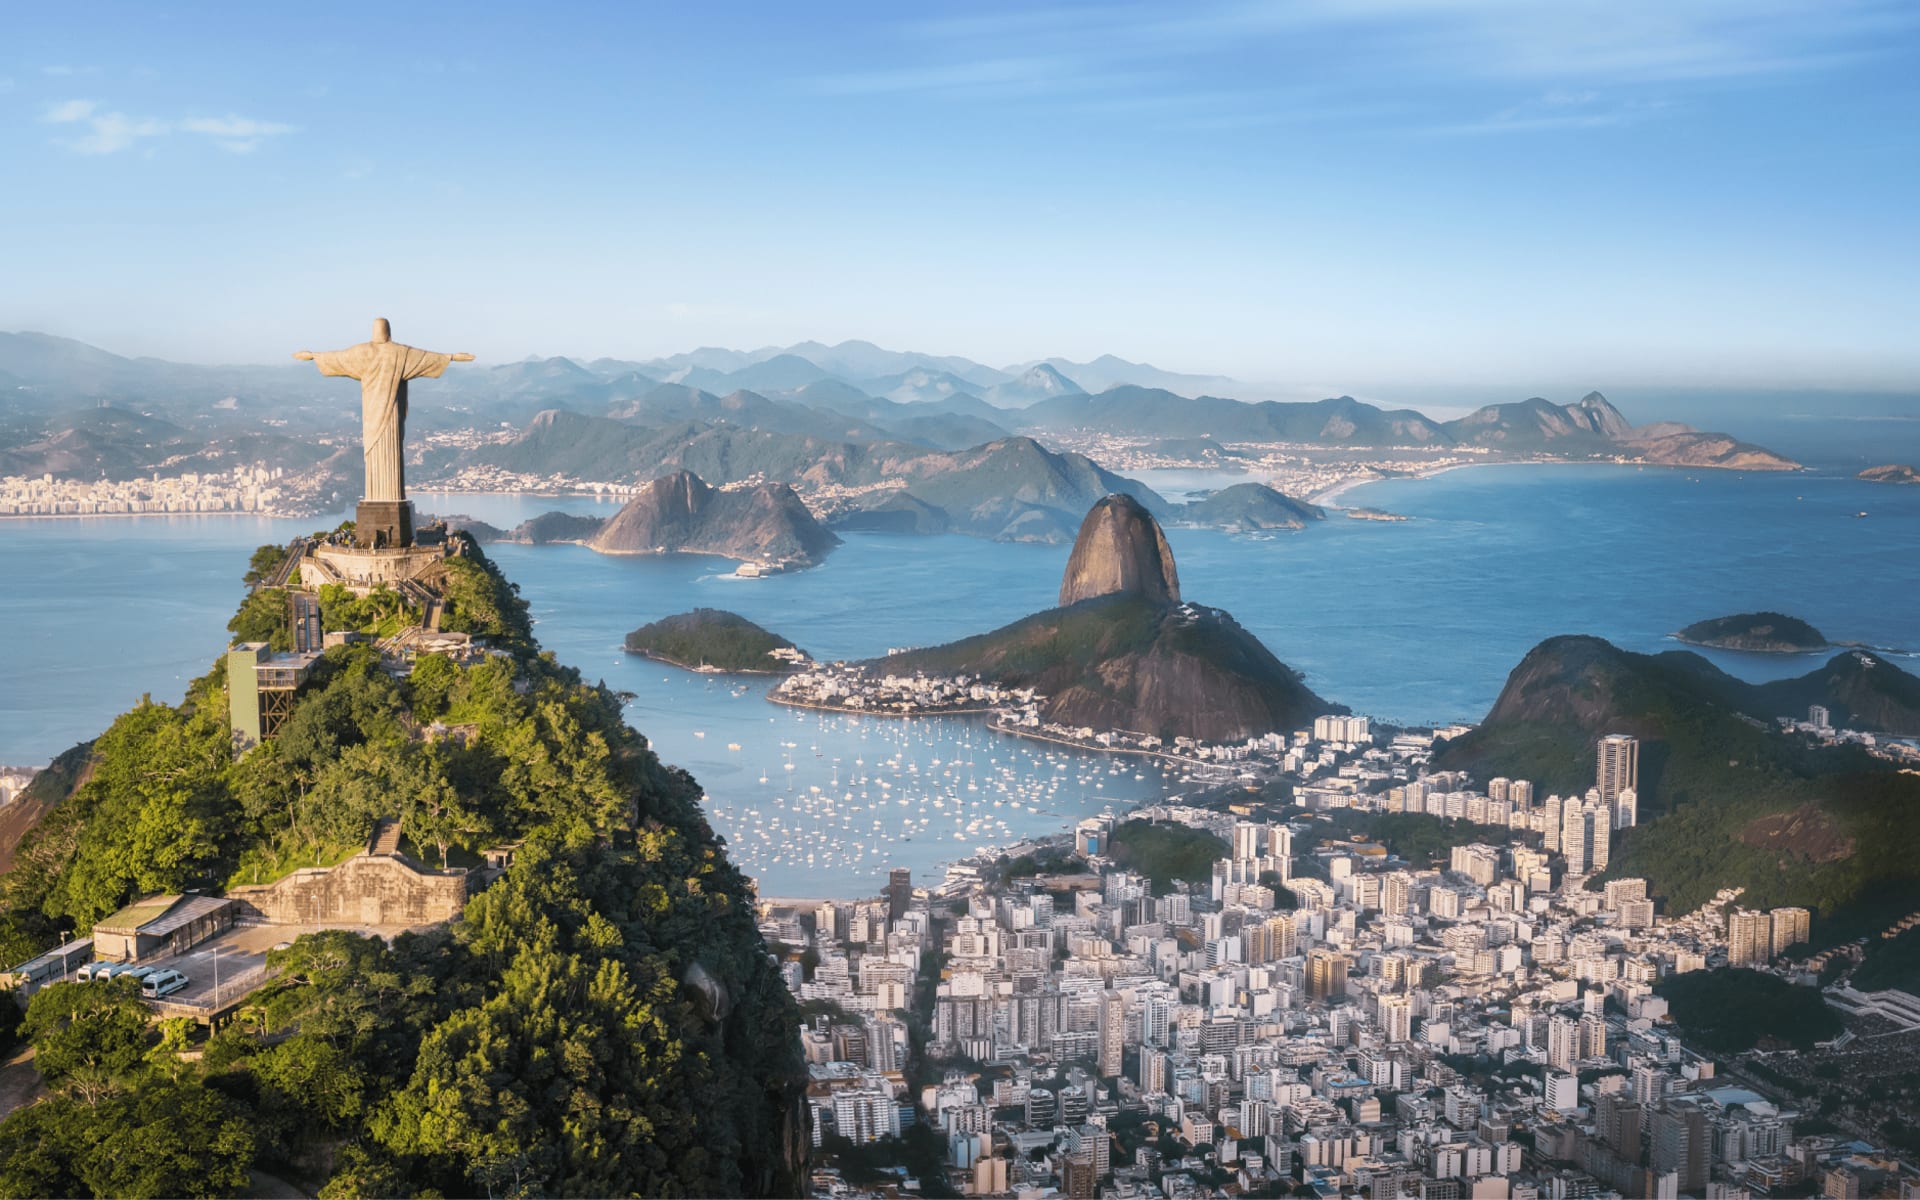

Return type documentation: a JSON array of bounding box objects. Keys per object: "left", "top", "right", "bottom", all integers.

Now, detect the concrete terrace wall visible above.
[{"left": 228, "top": 852, "right": 469, "bottom": 927}]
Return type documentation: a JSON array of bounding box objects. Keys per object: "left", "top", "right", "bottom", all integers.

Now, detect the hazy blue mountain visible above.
[
  {"left": 780, "top": 339, "right": 1009, "bottom": 387},
  {"left": 876, "top": 410, "right": 1013, "bottom": 451},
  {"left": 640, "top": 345, "right": 781, "bottom": 377},
  {"left": 1018, "top": 388, "right": 1450, "bottom": 445},
  {"left": 1443, "top": 391, "right": 1633, "bottom": 449},
  {"left": 675, "top": 353, "right": 836, "bottom": 395},
  {"left": 985, "top": 363, "right": 1086, "bottom": 408},
  {"left": 0, "top": 404, "right": 341, "bottom": 480},
  {"left": 1005, "top": 353, "right": 1243, "bottom": 397},
  {"left": 604, "top": 383, "right": 896, "bottom": 442},
  {"left": 780, "top": 383, "right": 1012, "bottom": 449},
  {"left": 862, "top": 367, "right": 986, "bottom": 405}
]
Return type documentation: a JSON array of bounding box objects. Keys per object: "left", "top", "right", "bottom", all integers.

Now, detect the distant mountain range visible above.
[{"left": 0, "top": 332, "right": 1798, "bottom": 493}]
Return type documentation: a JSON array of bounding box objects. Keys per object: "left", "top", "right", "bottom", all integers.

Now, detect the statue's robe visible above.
[{"left": 308, "top": 341, "right": 455, "bottom": 501}]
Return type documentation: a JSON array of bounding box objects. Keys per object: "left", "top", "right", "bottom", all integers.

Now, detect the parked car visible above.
[{"left": 141, "top": 969, "right": 189, "bottom": 999}]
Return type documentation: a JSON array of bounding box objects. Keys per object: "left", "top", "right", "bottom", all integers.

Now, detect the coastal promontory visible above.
[
  {"left": 589, "top": 469, "right": 839, "bottom": 568},
  {"left": 1676, "top": 612, "right": 1828, "bottom": 653},
  {"left": 882, "top": 494, "right": 1338, "bottom": 743},
  {"left": 625, "top": 608, "right": 805, "bottom": 673}
]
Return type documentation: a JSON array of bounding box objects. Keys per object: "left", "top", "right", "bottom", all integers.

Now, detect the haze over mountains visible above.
[{"left": 0, "top": 331, "right": 1799, "bottom": 510}]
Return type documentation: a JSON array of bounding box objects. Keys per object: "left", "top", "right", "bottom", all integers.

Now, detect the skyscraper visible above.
[
  {"left": 1232, "top": 821, "right": 1268, "bottom": 862},
  {"left": 1098, "top": 991, "right": 1126, "bottom": 1078},
  {"left": 1597, "top": 734, "right": 1639, "bottom": 810},
  {"left": 886, "top": 867, "right": 912, "bottom": 923},
  {"left": 1728, "top": 909, "right": 1773, "bottom": 967},
  {"left": 1651, "top": 1104, "right": 1709, "bottom": 1193},
  {"left": 1547, "top": 1013, "right": 1580, "bottom": 1071},
  {"left": 1771, "top": 907, "right": 1811, "bottom": 956},
  {"left": 1306, "top": 949, "right": 1349, "bottom": 1003},
  {"left": 1615, "top": 785, "right": 1638, "bottom": 830}
]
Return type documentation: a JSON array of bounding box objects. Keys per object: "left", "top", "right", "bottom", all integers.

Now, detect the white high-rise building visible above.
[
  {"left": 1771, "top": 907, "right": 1811, "bottom": 956},
  {"left": 1615, "top": 786, "right": 1638, "bottom": 830},
  {"left": 1597, "top": 735, "right": 1639, "bottom": 809},
  {"left": 1728, "top": 909, "right": 1773, "bottom": 967},
  {"left": 1547, "top": 1014, "right": 1581, "bottom": 1071},
  {"left": 1809, "top": 705, "right": 1831, "bottom": 731}
]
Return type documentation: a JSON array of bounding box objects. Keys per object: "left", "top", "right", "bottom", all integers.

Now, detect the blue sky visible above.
[{"left": 2, "top": 1, "right": 1916, "bottom": 397}]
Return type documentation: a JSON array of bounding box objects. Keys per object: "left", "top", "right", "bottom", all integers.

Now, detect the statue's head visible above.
[{"left": 371, "top": 317, "right": 392, "bottom": 344}]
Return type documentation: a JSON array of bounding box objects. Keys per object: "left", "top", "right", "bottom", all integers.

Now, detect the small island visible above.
[
  {"left": 1676, "top": 611, "right": 1828, "bottom": 654},
  {"left": 624, "top": 608, "right": 808, "bottom": 673},
  {"left": 1173, "top": 482, "right": 1323, "bottom": 530},
  {"left": 1860, "top": 463, "right": 1920, "bottom": 485},
  {"left": 1347, "top": 507, "right": 1409, "bottom": 522}
]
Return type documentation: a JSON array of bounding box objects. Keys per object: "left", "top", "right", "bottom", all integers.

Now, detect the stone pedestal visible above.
[{"left": 356, "top": 499, "right": 414, "bottom": 550}]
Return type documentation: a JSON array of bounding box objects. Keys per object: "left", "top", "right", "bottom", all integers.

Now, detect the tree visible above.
[
  {"left": 252, "top": 1033, "right": 368, "bottom": 1130},
  {"left": 24, "top": 980, "right": 153, "bottom": 1104},
  {"left": 244, "top": 543, "right": 291, "bottom": 587},
  {"left": 77, "top": 1079, "right": 254, "bottom": 1199},
  {"left": 228, "top": 586, "right": 293, "bottom": 650},
  {"left": 407, "top": 653, "right": 459, "bottom": 723}
]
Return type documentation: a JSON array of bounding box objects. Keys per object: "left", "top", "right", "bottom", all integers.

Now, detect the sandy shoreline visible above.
[{"left": 1305, "top": 457, "right": 1607, "bottom": 506}]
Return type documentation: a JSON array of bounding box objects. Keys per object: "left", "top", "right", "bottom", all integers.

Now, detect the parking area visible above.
[{"left": 93, "top": 921, "right": 425, "bottom": 1016}]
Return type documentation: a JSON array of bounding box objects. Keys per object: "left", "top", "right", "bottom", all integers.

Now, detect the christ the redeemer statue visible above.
[{"left": 295, "top": 318, "right": 472, "bottom": 548}]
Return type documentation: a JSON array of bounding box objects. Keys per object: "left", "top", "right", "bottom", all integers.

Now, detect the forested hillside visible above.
[{"left": 0, "top": 538, "right": 804, "bottom": 1197}]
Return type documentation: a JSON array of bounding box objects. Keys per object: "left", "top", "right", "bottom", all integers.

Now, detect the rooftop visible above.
[{"left": 95, "top": 893, "right": 232, "bottom": 937}]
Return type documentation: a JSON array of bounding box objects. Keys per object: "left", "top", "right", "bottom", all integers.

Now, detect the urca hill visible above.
[
  {"left": 0, "top": 534, "right": 805, "bottom": 1198},
  {"left": 878, "top": 494, "right": 1339, "bottom": 743}
]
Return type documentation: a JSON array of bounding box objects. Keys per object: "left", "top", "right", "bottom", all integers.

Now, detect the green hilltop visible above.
[
  {"left": 1436, "top": 634, "right": 1920, "bottom": 919},
  {"left": 0, "top": 537, "right": 804, "bottom": 1198}
]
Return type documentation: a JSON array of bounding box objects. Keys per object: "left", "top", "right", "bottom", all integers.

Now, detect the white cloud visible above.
[
  {"left": 811, "top": 0, "right": 1916, "bottom": 129},
  {"left": 42, "top": 99, "right": 97, "bottom": 123},
  {"left": 37, "top": 101, "right": 294, "bottom": 156},
  {"left": 41, "top": 100, "right": 166, "bottom": 155},
  {"left": 179, "top": 114, "right": 297, "bottom": 154}
]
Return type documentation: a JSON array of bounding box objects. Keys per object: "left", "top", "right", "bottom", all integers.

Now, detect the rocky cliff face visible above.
[
  {"left": 589, "top": 469, "right": 839, "bottom": 566},
  {"left": 1059, "top": 493, "right": 1181, "bottom": 608}
]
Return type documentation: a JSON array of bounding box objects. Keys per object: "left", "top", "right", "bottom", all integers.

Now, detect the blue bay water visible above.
[{"left": 2, "top": 466, "right": 1916, "bottom": 895}]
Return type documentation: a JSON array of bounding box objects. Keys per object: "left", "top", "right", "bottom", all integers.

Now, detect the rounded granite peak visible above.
[{"left": 1058, "top": 493, "right": 1180, "bottom": 609}]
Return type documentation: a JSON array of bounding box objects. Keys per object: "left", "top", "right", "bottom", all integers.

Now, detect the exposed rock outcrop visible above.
[
  {"left": 1860, "top": 463, "right": 1920, "bottom": 485},
  {"left": 589, "top": 470, "right": 839, "bottom": 567},
  {"left": 1058, "top": 493, "right": 1180, "bottom": 608}
]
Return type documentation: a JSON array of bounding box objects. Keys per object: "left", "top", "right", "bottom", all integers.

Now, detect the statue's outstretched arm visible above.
[{"left": 296, "top": 347, "right": 363, "bottom": 377}]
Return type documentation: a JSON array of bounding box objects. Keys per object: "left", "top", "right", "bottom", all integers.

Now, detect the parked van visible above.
[
  {"left": 75, "top": 961, "right": 107, "bottom": 982},
  {"left": 87, "top": 962, "right": 136, "bottom": 982},
  {"left": 141, "top": 969, "right": 188, "bottom": 999}
]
